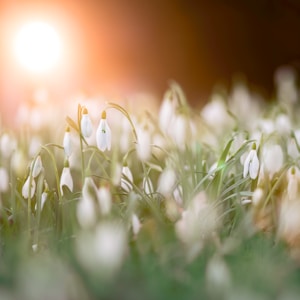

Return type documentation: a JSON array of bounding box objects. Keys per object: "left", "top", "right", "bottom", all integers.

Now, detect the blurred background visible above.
[{"left": 1, "top": 0, "right": 300, "bottom": 125}]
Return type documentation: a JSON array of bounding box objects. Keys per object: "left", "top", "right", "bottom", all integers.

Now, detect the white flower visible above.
[
  {"left": 157, "top": 167, "right": 177, "bottom": 197},
  {"left": 286, "top": 166, "right": 300, "bottom": 201},
  {"left": 0, "top": 133, "right": 17, "bottom": 158},
  {"left": 132, "top": 213, "right": 141, "bottom": 236},
  {"left": 63, "top": 126, "right": 72, "bottom": 157},
  {"left": 243, "top": 144, "right": 259, "bottom": 180},
  {"left": 30, "top": 155, "right": 43, "bottom": 178},
  {"left": 96, "top": 111, "right": 111, "bottom": 151},
  {"left": 97, "top": 185, "right": 112, "bottom": 215},
  {"left": 22, "top": 176, "right": 36, "bottom": 199},
  {"left": 136, "top": 126, "right": 152, "bottom": 161},
  {"left": 76, "top": 222, "right": 127, "bottom": 276},
  {"left": 60, "top": 163, "right": 73, "bottom": 195},
  {"left": 77, "top": 177, "right": 97, "bottom": 228},
  {"left": 261, "top": 144, "right": 283, "bottom": 177},
  {"left": 81, "top": 107, "right": 93, "bottom": 138},
  {"left": 143, "top": 176, "right": 154, "bottom": 195},
  {"left": 0, "top": 167, "right": 9, "bottom": 192},
  {"left": 35, "top": 191, "right": 48, "bottom": 211},
  {"left": 171, "top": 113, "right": 187, "bottom": 149},
  {"left": 252, "top": 187, "right": 264, "bottom": 206},
  {"left": 121, "top": 165, "right": 133, "bottom": 192},
  {"left": 159, "top": 90, "right": 176, "bottom": 133}
]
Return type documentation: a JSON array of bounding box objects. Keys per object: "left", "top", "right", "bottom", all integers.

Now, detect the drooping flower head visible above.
[
  {"left": 22, "top": 176, "right": 36, "bottom": 199},
  {"left": 30, "top": 155, "right": 43, "bottom": 178},
  {"left": 60, "top": 159, "right": 73, "bottom": 195},
  {"left": 96, "top": 111, "right": 111, "bottom": 152},
  {"left": 63, "top": 126, "right": 72, "bottom": 157},
  {"left": 243, "top": 143, "right": 259, "bottom": 180},
  {"left": 81, "top": 107, "right": 93, "bottom": 138}
]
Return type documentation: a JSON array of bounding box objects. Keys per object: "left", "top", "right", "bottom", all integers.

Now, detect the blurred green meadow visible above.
[{"left": 1, "top": 69, "right": 300, "bottom": 300}]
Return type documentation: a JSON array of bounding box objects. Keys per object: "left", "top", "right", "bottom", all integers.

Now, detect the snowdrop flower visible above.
[
  {"left": 159, "top": 90, "right": 176, "bottom": 133},
  {"left": 157, "top": 167, "right": 177, "bottom": 197},
  {"left": 22, "top": 176, "right": 36, "bottom": 199},
  {"left": 275, "top": 114, "right": 291, "bottom": 135},
  {"left": 171, "top": 113, "right": 187, "bottom": 149},
  {"left": 0, "top": 167, "right": 9, "bottom": 192},
  {"left": 136, "top": 125, "right": 152, "bottom": 161},
  {"left": 286, "top": 166, "right": 300, "bottom": 201},
  {"left": 97, "top": 185, "right": 112, "bottom": 215},
  {"left": 63, "top": 126, "right": 72, "bottom": 157},
  {"left": 96, "top": 111, "right": 111, "bottom": 151},
  {"left": 121, "top": 164, "right": 133, "bottom": 192},
  {"left": 80, "top": 107, "right": 93, "bottom": 138},
  {"left": 76, "top": 222, "right": 127, "bottom": 276},
  {"left": 60, "top": 161, "right": 73, "bottom": 195},
  {"left": 35, "top": 191, "right": 48, "bottom": 211},
  {"left": 0, "top": 133, "right": 17, "bottom": 158},
  {"left": 30, "top": 155, "right": 43, "bottom": 178},
  {"left": 143, "top": 176, "right": 154, "bottom": 195},
  {"left": 252, "top": 187, "right": 264, "bottom": 206},
  {"left": 243, "top": 143, "right": 259, "bottom": 180},
  {"left": 261, "top": 144, "right": 283, "bottom": 177},
  {"left": 201, "top": 94, "right": 233, "bottom": 134},
  {"left": 175, "top": 191, "right": 220, "bottom": 259},
  {"left": 77, "top": 177, "right": 97, "bottom": 228},
  {"left": 132, "top": 213, "right": 141, "bottom": 236}
]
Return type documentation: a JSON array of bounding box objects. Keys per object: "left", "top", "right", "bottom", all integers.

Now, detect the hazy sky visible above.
[{"left": 1, "top": 0, "right": 300, "bottom": 109}]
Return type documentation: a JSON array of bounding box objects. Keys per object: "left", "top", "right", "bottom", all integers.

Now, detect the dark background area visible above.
[{"left": 1, "top": 0, "right": 300, "bottom": 107}]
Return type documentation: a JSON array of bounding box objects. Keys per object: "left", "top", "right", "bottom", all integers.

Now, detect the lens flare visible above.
[{"left": 14, "top": 21, "right": 62, "bottom": 74}]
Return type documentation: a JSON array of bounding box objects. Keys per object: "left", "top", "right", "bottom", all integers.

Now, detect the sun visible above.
[{"left": 14, "top": 21, "right": 62, "bottom": 74}]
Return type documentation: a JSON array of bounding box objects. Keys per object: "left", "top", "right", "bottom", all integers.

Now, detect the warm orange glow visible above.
[{"left": 13, "top": 21, "right": 62, "bottom": 74}]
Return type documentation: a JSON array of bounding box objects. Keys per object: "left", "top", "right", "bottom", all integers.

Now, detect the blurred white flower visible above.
[
  {"left": 97, "top": 185, "right": 112, "bottom": 215},
  {"left": 201, "top": 94, "right": 233, "bottom": 134},
  {"left": 175, "top": 191, "right": 220, "bottom": 259},
  {"left": 77, "top": 177, "right": 97, "bottom": 228},
  {"left": 286, "top": 166, "right": 300, "bottom": 201},
  {"left": 159, "top": 90, "right": 176, "bottom": 134},
  {"left": 0, "top": 133, "right": 17, "bottom": 158},
  {"left": 252, "top": 187, "right": 264, "bottom": 206},
  {"left": 278, "top": 200, "right": 300, "bottom": 248},
  {"left": 63, "top": 126, "right": 72, "bottom": 157},
  {"left": 288, "top": 129, "right": 300, "bottom": 159},
  {"left": 206, "top": 255, "right": 231, "bottom": 297},
  {"left": 143, "top": 176, "right": 154, "bottom": 195},
  {"left": 132, "top": 213, "right": 141, "bottom": 236},
  {"left": 80, "top": 107, "right": 93, "bottom": 138},
  {"left": 136, "top": 125, "right": 152, "bottom": 161},
  {"left": 22, "top": 176, "right": 36, "bottom": 199},
  {"left": 121, "top": 165, "right": 133, "bottom": 192},
  {"left": 171, "top": 113, "right": 187, "bottom": 149},
  {"left": 35, "top": 191, "right": 48, "bottom": 211},
  {"left": 11, "top": 149, "right": 27, "bottom": 177},
  {"left": 0, "top": 167, "right": 9, "bottom": 192},
  {"left": 275, "top": 114, "right": 291, "bottom": 135},
  {"left": 76, "top": 222, "right": 127, "bottom": 276},
  {"left": 243, "top": 144, "right": 259, "bottom": 180},
  {"left": 30, "top": 155, "right": 43, "bottom": 178},
  {"left": 60, "top": 163, "right": 73, "bottom": 195},
  {"left": 261, "top": 144, "right": 283, "bottom": 177},
  {"left": 157, "top": 167, "right": 177, "bottom": 197},
  {"left": 96, "top": 111, "right": 111, "bottom": 151}
]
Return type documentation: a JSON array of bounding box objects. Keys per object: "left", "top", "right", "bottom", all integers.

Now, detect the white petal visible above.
[
  {"left": 63, "top": 132, "right": 72, "bottom": 157},
  {"left": 60, "top": 167, "right": 73, "bottom": 194},
  {"left": 22, "top": 176, "right": 36, "bottom": 199},
  {"left": 81, "top": 114, "right": 93, "bottom": 138},
  {"left": 249, "top": 152, "right": 259, "bottom": 180}
]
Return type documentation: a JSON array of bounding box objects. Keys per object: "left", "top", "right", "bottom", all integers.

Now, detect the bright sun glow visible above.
[{"left": 14, "top": 21, "right": 62, "bottom": 74}]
